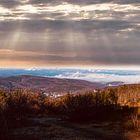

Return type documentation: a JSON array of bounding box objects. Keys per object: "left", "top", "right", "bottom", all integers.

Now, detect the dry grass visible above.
[{"left": 0, "top": 86, "right": 140, "bottom": 139}]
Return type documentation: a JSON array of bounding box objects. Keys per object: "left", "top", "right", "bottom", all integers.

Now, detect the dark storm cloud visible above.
[
  {"left": 0, "top": 19, "right": 135, "bottom": 32},
  {"left": 28, "top": 0, "right": 140, "bottom": 5},
  {"left": 1, "top": 0, "right": 139, "bottom": 8},
  {"left": 0, "top": 0, "right": 20, "bottom": 8},
  {"left": 0, "top": 0, "right": 140, "bottom": 8}
]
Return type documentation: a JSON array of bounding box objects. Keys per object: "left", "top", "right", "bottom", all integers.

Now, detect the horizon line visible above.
[{"left": 0, "top": 65, "right": 140, "bottom": 71}]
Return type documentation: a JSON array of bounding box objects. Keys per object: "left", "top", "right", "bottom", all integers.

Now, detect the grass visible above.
[{"left": 0, "top": 87, "right": 139, "bottom": 139}]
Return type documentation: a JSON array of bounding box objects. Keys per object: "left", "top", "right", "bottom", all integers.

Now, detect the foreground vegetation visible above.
[{"left": 0, "top": 86, "right": 140, "bottom": 140}]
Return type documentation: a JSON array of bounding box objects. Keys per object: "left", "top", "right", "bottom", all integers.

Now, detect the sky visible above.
[{"left": 0, "top": 0, "right": 140, "bottom": 68}]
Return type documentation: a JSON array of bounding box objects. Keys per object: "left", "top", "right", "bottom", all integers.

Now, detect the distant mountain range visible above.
[
  {"left": 0, "top": 68, "right": 140, "bottom": 84},
  {"left": 0, "top": 75, "right": 123, "bottom": 95}
]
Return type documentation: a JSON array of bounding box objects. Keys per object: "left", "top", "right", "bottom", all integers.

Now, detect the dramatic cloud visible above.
[{"left": 0, "top": 0, "right": 140, "bottom": 68}]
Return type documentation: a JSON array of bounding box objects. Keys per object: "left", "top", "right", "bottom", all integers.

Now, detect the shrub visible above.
[
  {"left": 52, "top": 90, "right": 120, "bottom": 121},
  {"left": 0, "top": 88, "right": 139, "bottom": 128}
]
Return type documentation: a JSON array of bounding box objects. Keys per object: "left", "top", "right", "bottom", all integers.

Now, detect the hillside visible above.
[
  {"left": 0, "top": 75, "right": 125, "bottom": 96},
  {"left": 0, "top": 75, "right": 105, "bottom": 94},
  {"left": 102, "top": 84, "right": 140, "bottom": 107}
]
